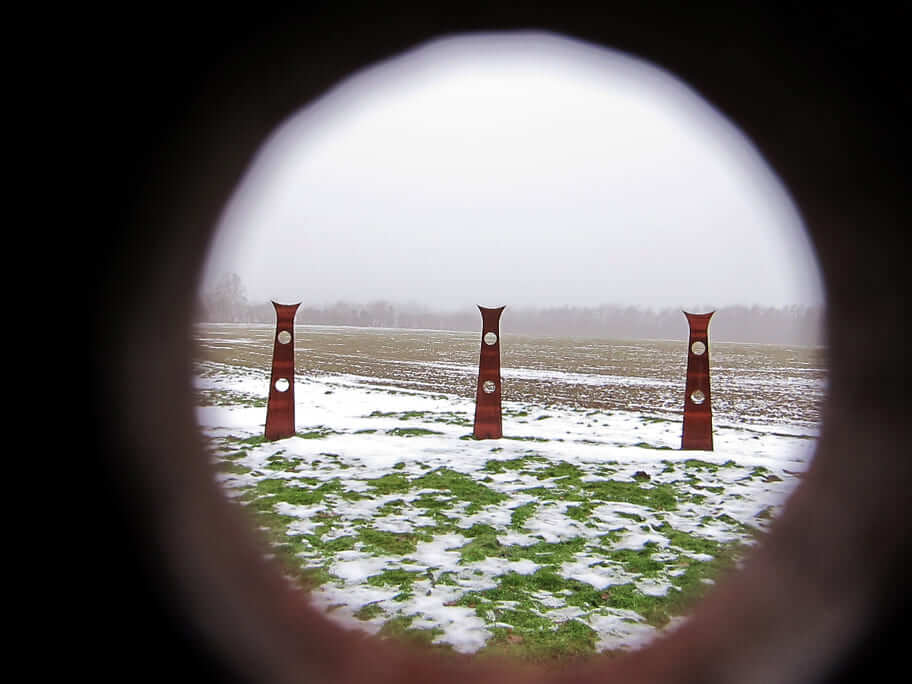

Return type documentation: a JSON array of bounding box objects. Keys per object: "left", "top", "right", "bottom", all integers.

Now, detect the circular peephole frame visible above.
[{"left": 94, "top": 6, "right": 910, "bottom": 684}]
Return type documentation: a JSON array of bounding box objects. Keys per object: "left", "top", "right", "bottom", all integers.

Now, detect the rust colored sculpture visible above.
[
  {"left": 681, "top": 311, "right": 714, "bottom": 450},
  {"left": 473, "top": 306, "right": 505, "bottom": 439},
  {"left": 265, "top": 301, "right": 300, "bottom": 441}
]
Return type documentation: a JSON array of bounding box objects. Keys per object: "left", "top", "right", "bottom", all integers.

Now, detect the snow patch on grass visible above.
[{"left": 196, "top": 356, "right": 814, "bottom": 657}]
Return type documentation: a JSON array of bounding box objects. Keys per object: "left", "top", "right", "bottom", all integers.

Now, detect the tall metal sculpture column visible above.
[
  {"left": 681, "top": 310, "right": 715, "bottom": 450},
  {"left": 265, "top": 301, "right": 301, "bottom": 441},
  {"left": 473, "top": 305, "right": 505, "bottom": 439}
]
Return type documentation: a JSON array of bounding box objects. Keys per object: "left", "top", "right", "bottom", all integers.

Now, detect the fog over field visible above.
[
  {"left": 198, "top": 286, "right": 824, "bottom": 346},
  {"left": 200, "top": 32, "right": 824, "bottom": 317}
]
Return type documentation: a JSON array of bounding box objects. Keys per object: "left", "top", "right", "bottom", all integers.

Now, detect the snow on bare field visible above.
[{"left": 194, "top": 329, "right": 818, "bottom": 657}]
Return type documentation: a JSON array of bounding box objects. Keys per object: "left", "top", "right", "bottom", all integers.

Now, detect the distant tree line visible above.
[{"left": 198, "top": 274, "right": 824, "bottom": 346}]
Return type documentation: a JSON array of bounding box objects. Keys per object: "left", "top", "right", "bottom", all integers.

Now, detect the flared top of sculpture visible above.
[
  {"left": 272, "top": 301, "right": 302, "bottom": 314},
  {"left": 683, "top": 310, "right": 715, "bottom": 333}
]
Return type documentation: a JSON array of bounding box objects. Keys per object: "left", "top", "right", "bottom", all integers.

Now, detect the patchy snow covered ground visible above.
[{"left": 195, "top": 350, "right": 817, "bottom": 659}]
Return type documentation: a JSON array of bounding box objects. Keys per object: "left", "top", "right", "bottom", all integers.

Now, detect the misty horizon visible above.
[
  {"left": 227, "top": 295, "right": 809, "bottom": 315},
  {"left": 198, "top": 276, "right": 824, "bottom": 346}
]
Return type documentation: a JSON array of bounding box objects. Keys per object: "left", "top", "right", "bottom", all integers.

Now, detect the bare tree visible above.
[{"left": 201, "top": 273, "right": 248, "bottom": 322}]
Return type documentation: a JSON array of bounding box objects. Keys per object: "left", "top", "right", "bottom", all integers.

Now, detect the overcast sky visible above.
[{"left": 201, "top": 32, "right": 824, "bottom": 312}]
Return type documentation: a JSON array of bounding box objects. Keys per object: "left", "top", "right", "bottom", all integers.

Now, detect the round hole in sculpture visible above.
[
  {"left": 483, "top": 380, "right": 497, "bottom": 394},
  {"left": 275, "top": 378, "right": 290, "bottom": 392},
  {"left": 690, "top": 389, "right": 706, "bottom": 404},
  {"left": 277, "top": 330, "right": 292, "bottom": 344},
  {"left": 484, "top": 332, "right": 498, "bottom": 345},
  {"left": 691, "top": 340, "right": 706, "bottom": 355}
]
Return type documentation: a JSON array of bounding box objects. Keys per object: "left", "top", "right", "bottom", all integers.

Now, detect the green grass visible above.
[
  {"left": 517, "top": 538, "right": 588, "bottom": 566},
  {"left": 410, "top": 501, "right": 460, "bottom": 535},
  {"left": 386, "top": 427, "right": 444, "bottom": 437},
  {"left": 358, "top": 527, "right": 426, "bottom": 555},
  {"left": 264, "top": 453, "right": 298, "bottom": 471},
  {"left": 658, "top": 524, "right": 722, "bottom": 555},
  {"left": 684, "top": 459, "right": 737, "bottom": 472},
  {"left": 459, "top": 571, "right": 607, "bottom": 662},
  {"left": 479, "top": 620, "right": 598, "bottom": 663},
  {"left": 215, "top": 461, "right": 252, "bottom": 475},
  {"left": 584, "top": 480, "right": 678, "bottom": 510},
  {"left": 377, "top": 498, "right": 407, "bottom": 515},
  {"left": 607, "top": 544, "right": 664, "bottom": 576},
  {"left": 227, "top": 434, "right": 268, "bottom": 447},
  {"left": 411, "top": 468, "right": 507, "bottom": 513},
  {"left": 195, "top": 389, "right": 266, "bottom": 408},
  {"left": 397, "top": 410, "right": 429, "bottom": 420},
  {"left": 354, "top": 603, "right": 384, "bottom": 621},
  {"left": 509, "top": 502, "right": 538, "bottom": 529},
  {"left": 482, "top": 455, "right": 547, "bottom": 473},
  {"left": 365, "top": 473, "right": 411, "bottom": 494},
  {"left": 367, "top": 568, "right": 423, "bottom": 591},
  {"left": 456, "top": 531, "right": 588, "bottom": 566},
  {"left": 565, "top": 502, "right": 596, "bottom": 522},
  {"left": 432, "top": 414, "right": 473, "bottom": 426},
  {"left": 377, "top": 616, "right": 450, "bottom": 651},
  {"left": 293, "top": 565, "right": 334, "bottom": 591},
  {"left": 313, "top": 534, "right": 358, "bottom": 553},
  {"left": 506, "top": 461, "right": 679, "bottom": 511},
  {"left": 454, "top": 524, "right": 503, "bottom": 563},
  {"left": 600, "top": 528, "right": 627, "bottom": 544},
  {"left": 534, "top": 461, "right": 585, "bottom": 481},
  {"left": 211, "top": 399, "right": 766, "bottom": 660},
  {"left": 242, "top": 477, "right": 344, "bottom": 508},
  {"left": 297, "top": 426, "right": 339, "bottom": 439}
]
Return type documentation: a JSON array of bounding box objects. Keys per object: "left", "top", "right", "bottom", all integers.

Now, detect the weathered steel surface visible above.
[
  {"left": 265, "top": 301, "right": 301, "bottom": 441},
  {"left": 681, "top": 311, "right": 715, "bottom": 450},
  {"left": 473, "top": 305, "right": 505, "bottom": 439}
]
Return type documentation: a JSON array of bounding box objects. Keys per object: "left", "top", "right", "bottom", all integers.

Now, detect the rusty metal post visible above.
[
  {"left": 473, "top": 305, "right": 505, "bottom": 439},
  {"left": 265, "top": 301, "right": 301, "bottom": 441},
  {"left": 681, "top": 311, "right": 714, "bottom": 450}
]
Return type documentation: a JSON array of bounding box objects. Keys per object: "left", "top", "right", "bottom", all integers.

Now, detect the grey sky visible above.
[{"left": 202, "top": 32, "right": 824, "bottom": 311}]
